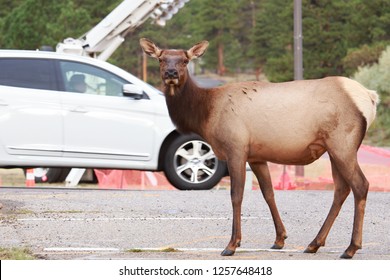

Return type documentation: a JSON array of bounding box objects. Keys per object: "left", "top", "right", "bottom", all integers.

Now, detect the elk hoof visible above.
[
  {"left": 221, "top": 249, "right": 235, "bottom": 256},
  {"left": 340, "top": 244, "right": 359, "bottom": 259},
  {"left": 270, "top": 244, "right": 284, "bottom": 250},
  {"left": 340, "top": 252, "right": 353, "bottom": 259},
  {"left": 303, "top": 246, "right": 319, "bottom": 254}
]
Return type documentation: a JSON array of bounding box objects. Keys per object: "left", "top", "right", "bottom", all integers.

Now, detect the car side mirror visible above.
[{"left": 123, "top": 84, "right": 143, "bottom": 99}]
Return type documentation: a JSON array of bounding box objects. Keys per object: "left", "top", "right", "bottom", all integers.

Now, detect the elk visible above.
[{"left": 140, "top": 38, "right": 379, "bottom": 259}]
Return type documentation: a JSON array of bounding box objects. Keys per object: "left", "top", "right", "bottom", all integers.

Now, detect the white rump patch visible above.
[{"left": 339, "top": 77, "right": 379, "bottom": 129}]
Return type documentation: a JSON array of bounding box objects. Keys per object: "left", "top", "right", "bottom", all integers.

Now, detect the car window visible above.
[
  {"left": 59, "top": 60, "right": 129, "bottom": 97},
  {"left": 0, "top": 58, "right": 57, "bottom": 90}
]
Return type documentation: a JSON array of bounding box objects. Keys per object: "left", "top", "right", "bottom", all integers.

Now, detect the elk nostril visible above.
[{"left": 165, "top": 69, "right": 178, "bottom": 79}]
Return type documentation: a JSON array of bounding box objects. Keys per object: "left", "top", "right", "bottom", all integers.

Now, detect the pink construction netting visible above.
[
  {"left": 94, "top": 169, "right": 176, "bottom": 190},
  {"left": 94, "top": 145, "right": 390, "bottom": 192}
]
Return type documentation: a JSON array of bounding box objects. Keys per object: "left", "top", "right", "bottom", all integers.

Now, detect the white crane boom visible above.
[{"left": 56, "top": 0, "right": 189, "bottom": 60}]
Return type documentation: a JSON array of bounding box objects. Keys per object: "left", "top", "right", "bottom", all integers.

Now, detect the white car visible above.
[{"left": 0, "top": 50, "right": 226, "bottom": 190}]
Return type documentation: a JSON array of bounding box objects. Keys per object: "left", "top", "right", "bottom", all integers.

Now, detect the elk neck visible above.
[{"left": 164, "top": 71, "right": 214, "bottom": 137}]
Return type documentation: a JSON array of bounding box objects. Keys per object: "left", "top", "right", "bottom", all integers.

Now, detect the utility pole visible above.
[
  {"left": 294, "top": 0, "right": 305, "bottom": 178},
  {"left": 294, "top": 0, "right": 303, "bottom": 81},
  {"left": 142, "top": 52, "right": 148, "bottom": 82}
]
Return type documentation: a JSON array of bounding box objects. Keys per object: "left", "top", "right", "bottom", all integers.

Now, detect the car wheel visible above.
[
  {"left": 164, "top": 134, "right": 226, "bottom": 190},
  {"left": 24, "top": 168, "right": 70, "bottom": 183}
]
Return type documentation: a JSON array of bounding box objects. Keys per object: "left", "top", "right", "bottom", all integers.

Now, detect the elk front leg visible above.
[
  {"left": 221, "top": 158, "right": 246, "bottom": 256},
  {"left": 249, "top": 162, "right": 287, "bottom": 249}
]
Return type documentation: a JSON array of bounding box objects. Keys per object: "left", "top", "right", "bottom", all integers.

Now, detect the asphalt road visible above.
[{"left": 0, "top": 187, "right": 389, "bottom": 260}]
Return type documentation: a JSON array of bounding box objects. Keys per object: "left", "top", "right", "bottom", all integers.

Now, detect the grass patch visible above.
[
  {"left": 127, "top": 248, "right": 143, "bottom": 253},
  {"left": 126, "top": 247, "right": 180, "bottom": 253},
  {"left": 14, "top": 209, "right": 35, "bottom": 215},
  {"left": 0, "top": 247, "right": 36, "bottom": 260},
  {"left": 161, "top": 247, "right": 180, "bottom": 253},
  {"left": 41, "top": 210, "right": 84, "bottom": 214}
]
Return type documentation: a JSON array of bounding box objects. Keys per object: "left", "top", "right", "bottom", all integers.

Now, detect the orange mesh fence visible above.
[
  {"left": 266, "top": 144, "right": 390, "bottom": 192},
  {"left": 94, "top": 145, "right": 390, "bottom": 192},
  {"left": 94, "top": 169, "right": 176, "bottom": 190}
]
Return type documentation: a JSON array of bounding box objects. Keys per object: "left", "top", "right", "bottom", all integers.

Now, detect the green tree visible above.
[
  {"left": 0, "top": 0, "right": 22, "bottom": 18},
  {"left": 47, "top": 1, "right": 92, "bottom": 46},
  {"left": 251, "top": 0, "right": 390, "bottom": 81},
  {"left": 250, "top": 0, "right": 293, "bottom": 82},
  {"left": 353, "top": 46, "right": 390, "bottom": 145},
  {"left": 0, "top": 0, "right": 91, "bottom": 49},
  {"left": 342, "top": 43, "right": 387, "bottom": 76},
  {"left": 347, "top": 0, "right": 390, "bottom": 44},
  {"left": 342, "top": 0, "right": 390, "bottom": 76},
  {"left": 302, "top": 0, "right": 353, "bottom": 78},
  {"left": 0, "top": 0, "right": 21, "bottom": 45},
  {"left": 113, "top": 0, "right": 253, "bottom": 81},
  {"left": 189, "top": 0, "right": 241, "bottom": 75},
  {"left": 73, "top": 0, "right": 121, "bottom": 25}
]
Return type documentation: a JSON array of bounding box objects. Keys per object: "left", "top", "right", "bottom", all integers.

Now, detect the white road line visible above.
[
  {"left": 43, "top": 247, "right": 299, "bottom": 253},
  {"left": 44, "top": 247, "right": 120, "bottom": 252},
  {"left": 18, "top": 216, "right": 269, "bottom": 222}
]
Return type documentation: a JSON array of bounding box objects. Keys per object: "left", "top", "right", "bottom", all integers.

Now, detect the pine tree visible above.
[
  {"left": 250, "top": 0, "right": 293, "bottom": 82},
  {"left": 0, "top": 0, "right": 91, "bottom": 49}
]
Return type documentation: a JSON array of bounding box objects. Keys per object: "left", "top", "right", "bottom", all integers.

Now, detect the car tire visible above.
[
  {"left": 24, "top": 168, "right": 71, "bottom": 183},
  {"left": 163, "top": 134, "right": 226, "bottom": 190}
]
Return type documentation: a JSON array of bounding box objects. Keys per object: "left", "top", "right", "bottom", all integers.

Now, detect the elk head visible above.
[{"left": 140, "top": 38, "right": 209, "bottom": 96}]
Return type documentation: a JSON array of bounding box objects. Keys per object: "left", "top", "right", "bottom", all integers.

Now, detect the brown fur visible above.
[
  {"left": 165, "top": 76, "right": 214, "bottom": 135},
  {"left": 140, "top": 38, "right": 379, "bottom": 259}
]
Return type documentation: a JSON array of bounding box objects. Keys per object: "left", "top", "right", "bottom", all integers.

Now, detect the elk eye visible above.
[{"left": 183, "top": 59, "right": 189, "bottom": 65}]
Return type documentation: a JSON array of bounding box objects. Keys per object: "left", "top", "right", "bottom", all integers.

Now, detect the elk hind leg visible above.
[
  {"left": 305, "top": 151, "right": 368, "bottom": 259},
  {"left": 249, "top": 162, "right": 287, "bottom": 249},
  {"left": 330, "top": 153, "right": 368, "bottom": 259},
  {"left": 341, "top": 162, "right": 368, "bottom": 259},
  {"left": 304, "top": 156, "right": 351, "bottom": 254}
]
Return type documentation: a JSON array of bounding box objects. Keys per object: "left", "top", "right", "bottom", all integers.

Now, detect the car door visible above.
[
  {"left": 0, "top": 58, "right": 63, "bottom": 157},
  {"left": 58, "top": 60, "right": 156, "bottom": 163}
]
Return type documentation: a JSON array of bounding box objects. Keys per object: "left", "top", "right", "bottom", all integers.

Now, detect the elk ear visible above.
[
  {"left": 139, "top": 38, "right": 162, "bottom": 59},
  {"left": 186, "top": 41, "right": 209, "bottom": 60}
]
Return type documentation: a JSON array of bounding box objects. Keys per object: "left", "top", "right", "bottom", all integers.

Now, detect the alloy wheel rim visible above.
[{"left": 174, "top": 140, "right": 218, "bottom": 184}]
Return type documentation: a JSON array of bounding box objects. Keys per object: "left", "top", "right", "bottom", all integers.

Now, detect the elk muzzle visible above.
[
  {"left": 164, "top": 69, "right": 179, "bottom": 84},
  {"left": 164, "top": 69, "right": 179, "bottom": 96}
]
